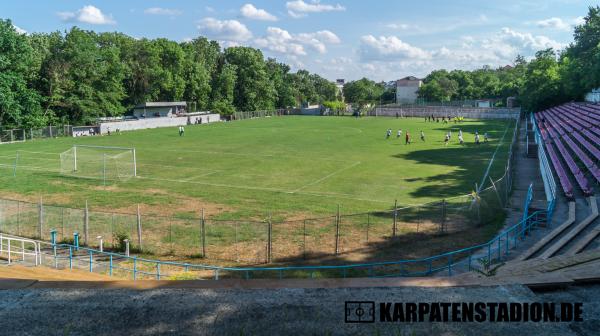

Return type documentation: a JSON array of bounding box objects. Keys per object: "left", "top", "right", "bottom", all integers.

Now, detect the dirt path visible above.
[{"left": 0, "top": 264, "right": 114, "bottom": 281}]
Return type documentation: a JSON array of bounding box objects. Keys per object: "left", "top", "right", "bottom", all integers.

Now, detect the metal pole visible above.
[
  {"left": 393, "top": 200, "right": 398, "bottom": 237},
  {"left": 303, "top": 219, "right": 307, "bottom": 260},
  {"left": 13, "top": 151, "right": 18, "bottom": 177},
  {"left": 38, "top": 196, "right": 43, "bottom": 239},
  {"left": 235, "top": 220, "right": 239, "bottom": 262},
  {"left": 366, "top": 213, "right": 370, "bottom": 243},
  {"left": 201, "top": 209, "right": 206, "bottom": 257},
  {"left": 335, "top": 205, "right": 340, "bottom": 255},
  {"left": 475, "top": 183, "right": 481, "bottom": 225},
  {"left": 267, "top": 213, "right": 272, "bottom": 263},
  {"left": 489, "top": 176, "right": 503, "bottom": 207},
  {"left": 73, "top": 146, "right": 77, "bottom": 172},
  {"left": 103, "top": 154, "right": 106, "bottom": 186},
  {"left": 84, "top": 200, "right": 89, "bottom": 246},
  {"left": 17, "top": 201, "right": 20, "bottom": 236},
  {"left": 136, "top": 204, "right": 142, "bottom": 249},
  {"left": 132, "top": 148, "right": 137, "bottom": 177},
  {"left": 441, "top": 199, "right": 446, "bottom": 233}
]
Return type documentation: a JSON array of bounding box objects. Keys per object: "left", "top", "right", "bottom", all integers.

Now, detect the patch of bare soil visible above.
[{"left": 0, "top": 191, "right": 73, "bottom": 205}]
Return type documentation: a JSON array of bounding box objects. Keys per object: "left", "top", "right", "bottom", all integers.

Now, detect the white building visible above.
[
  {"left": 335, "top": 79, "right": 345, "bottom": 99},
  {"left": 395, "top": 76, "right": 422, "bottom": 104},
  {"left": 585, "top": 88, "right": 600, "bottom": 103},
  {"left": 132, "top": 102, "right": 187, "bottom": 118}
]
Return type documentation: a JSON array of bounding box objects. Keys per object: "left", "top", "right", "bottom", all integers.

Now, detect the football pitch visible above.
[{"left": 0, "top": 116, "right": 514, "bottom": 221}]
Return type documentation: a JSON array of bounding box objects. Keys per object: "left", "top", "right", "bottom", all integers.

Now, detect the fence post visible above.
[
  {"left": 235, "top": 220, "right": 239, "bottom": 262},
  {"left": 13, "top": 151, "right": 18, "bottom": 177},
  {"left": 136, "top": 204, "right": 142, "bottom": 250},
  {"left": 73, "top": 232, "right": 79, "bottom": 250},
  {"left": 441, "top": 199, "right": 446, "bottom": 233},
  {"left": 102, "top": 154, "right": 106, "bottom": 186},
  {"left": 38, "top": 196, "right": 43, "bottom": 239},
  {"left": 335, "top": 205, "right": 340, "bottom": 255},
  {"left": 366, "top": 213, "right": 370, "bottom": 243},
  {"left": 84, "top": 200, "right": 89, "bottom": 246},
  {"left": 201, "top": 208, "right": 206, "bottom": 258},
  {"left": 393, "top": 200, "right": 398, "bottom": 237},
  {"left": 303, "top": 219, "right": 307, "bottom": 259},
  {"left": 267, "top": 213, "right": 272, "bottom": 263},
  {"left": 475, "top": 183, "right": 481, "bottom": 225},
  {"left": 489, "top": 176, "right": 503, "bottom": 207}
]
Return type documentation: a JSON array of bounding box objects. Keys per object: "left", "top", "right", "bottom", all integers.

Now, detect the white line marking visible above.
[
  {"left": 138, "top": 148, "right": 353, "bottom": 163},
  {"left": 291, "top": 161, "right": 362, "bottom": 193},
  {"left": 16, "top": 150, "right": 62, "bottom": 155},
  {"left": 182, "top": 171, "right": 219, "bottom": 181},
  {"left": 136, "top": 174, "right": 391, "bottom": 204}
]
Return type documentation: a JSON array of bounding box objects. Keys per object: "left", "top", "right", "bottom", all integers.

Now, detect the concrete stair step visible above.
[
  {"left": 517, "top": 202, "right": 576, "bottom": 260},
  {"left": 564, "top": 198, "right": 600, "bottom": 255},
  {"left": 540, "top": 197, "right": 598, "bottom": 258}
]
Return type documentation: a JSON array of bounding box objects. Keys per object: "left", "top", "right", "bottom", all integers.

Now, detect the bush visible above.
[{"left": 112, "top": 231, "right": 130, "bottom": 252}]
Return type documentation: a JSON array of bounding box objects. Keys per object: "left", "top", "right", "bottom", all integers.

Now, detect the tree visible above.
[
  {"left": 225, "top": 47, "right": 276, "bottom": 111},
  {"left": 266, "top": 58, "right": 296, "bottom": 108},
  {"left": 560, "top": 6, "right": 600, "bottom": 100},
  {"left": 0, "top": 19, "right": 44, "bottom": 127},
  {"left": 211, "top": 60, "right": 237, "bottom": 115},
  {"left": 181, "top": 37, "right": 221, "bottom": 111},
  {"left": 520, "top": 49, "right": 565, "bottom": 112},
  {"left": 42, "top": 27, "right": 125, "bottom": 124},
  {"left": 343, "top": 78, "right": 384, "bottom": 109},
  {"left": 418, "top": 70, "right": 459, "bottom": 101}
]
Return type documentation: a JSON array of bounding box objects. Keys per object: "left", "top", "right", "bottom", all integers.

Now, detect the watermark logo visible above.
[{"left": 345, "top": 301, "right": 375, "bottom": 323}]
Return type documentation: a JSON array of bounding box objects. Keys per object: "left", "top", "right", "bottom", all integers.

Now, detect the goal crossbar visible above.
[
  {"left": 74, "top": 145, "right": 135, "bottom": 151},
  {"left": 61, "top": 145, "right": 137, "bottom": 180}
]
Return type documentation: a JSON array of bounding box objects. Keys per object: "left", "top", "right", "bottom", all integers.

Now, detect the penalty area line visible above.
[
  {"left": 136, "top": 174, "right": 392, "bottom": 204},
  {"left": 290, "top": 161, "right": 362, "bottom": 193}
]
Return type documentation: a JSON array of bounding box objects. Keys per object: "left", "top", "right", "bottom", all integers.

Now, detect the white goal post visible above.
[{"left": 60, "top": 145, "right": 137, "bottom": 182}]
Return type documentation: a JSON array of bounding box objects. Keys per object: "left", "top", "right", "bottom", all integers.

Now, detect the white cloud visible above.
[
  {"left": 574, "top": 16, "right": 585, "bottom": 26},
  {"left": 255, "top": 27, "right": 306, "bottom": 55},
  {"left": 535, "top": 17, "right": 585, "bottom": 31},
  {"left": 358, "top": 35, "right": 431, "bottom": 61},
  {"left": 144, "top": 7, "right": 182, "bottom": 16},
  {"left": 58, "top": 5, "right": 116, "bottom": 25},
  {"left": 13, "top": 24, "right": 26, "bottom": 34},
  {"left": 197, "top": 18, "right": 253, "bottom": 42},
  {"left": 286, "top": 0, "right": 345, "bottom": 18},
  {"left": 498, "top": 27, "right": 564, "bottom": 53},
  {"left": 240, "top": 4, "right": 277, "bottom": 21},
  {"left": 386, "top": 23, "right": 411, "bottom": 30},
  {"left": 348, "top": 27, "right": 566, "bottom": 81},
  {"left": 205, "top": 6, "right": 215, "bottom": 13},
  {"left": 255, "top": 27, "right": 340, "bottom": 56},
  {"left": 535, "top": 17, "right": 570, "bottom": 30}
]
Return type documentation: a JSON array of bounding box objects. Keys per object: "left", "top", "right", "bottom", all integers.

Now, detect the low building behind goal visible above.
[{"left": 60, "top": 145, "right": 137, "bottom": 182}]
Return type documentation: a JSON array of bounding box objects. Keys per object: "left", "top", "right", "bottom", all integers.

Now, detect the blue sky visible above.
[{"left": 2, "top": 0, "right": 593, "bottom": 81}]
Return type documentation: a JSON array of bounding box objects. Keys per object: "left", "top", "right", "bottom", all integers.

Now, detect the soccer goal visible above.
[{"left": 60, "top": 145, "right": 136, "bottom": 182}]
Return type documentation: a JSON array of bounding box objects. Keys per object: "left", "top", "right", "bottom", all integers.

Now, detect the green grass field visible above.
[{"left": 0, "top": 116, "right": 513, "bottom": 220}]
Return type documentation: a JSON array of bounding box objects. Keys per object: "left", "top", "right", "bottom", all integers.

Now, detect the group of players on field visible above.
[{"left": 385, "top": 127, "right": 489, "bottom": 145}]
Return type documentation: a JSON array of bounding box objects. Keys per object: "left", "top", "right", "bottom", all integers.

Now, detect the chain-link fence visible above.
[
  {"left": 0, "top": 125, "right": 72, "bottom": 144},
  {"left": 0, "top": 172, "right": 512, "bottom": 264},
  {"left": 232, "top": 109, "right": 288, "bottom": 120}
]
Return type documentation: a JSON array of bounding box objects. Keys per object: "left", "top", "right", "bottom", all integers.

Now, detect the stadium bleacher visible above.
[{"left": 535, "top": 102, "right": 600, "bottom": 199}]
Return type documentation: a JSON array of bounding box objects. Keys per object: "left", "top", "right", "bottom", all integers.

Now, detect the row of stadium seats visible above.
[{"left": 535, "top": 103, "right": 600, "bottom": 199}]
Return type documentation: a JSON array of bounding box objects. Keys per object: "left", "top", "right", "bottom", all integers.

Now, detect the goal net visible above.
[{"left": 60, "top": 145, "right": 136, "bottom": 181}]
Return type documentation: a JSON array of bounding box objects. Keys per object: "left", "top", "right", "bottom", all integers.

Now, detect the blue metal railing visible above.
[{"left": 44, "top": 207, "right": 548, "bottom": 281}]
